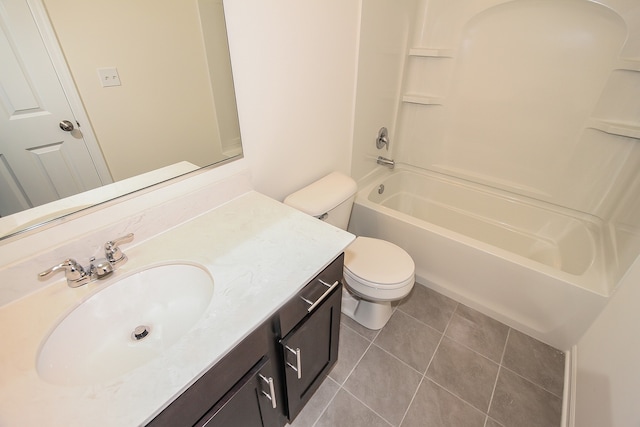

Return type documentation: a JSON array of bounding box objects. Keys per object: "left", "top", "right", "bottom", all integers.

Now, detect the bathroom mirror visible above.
[{"left": 0, "top": 0, "right": 242, "bottom": 240}]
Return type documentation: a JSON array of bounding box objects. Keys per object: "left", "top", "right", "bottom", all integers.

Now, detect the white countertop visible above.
[{"left": 0, "top": 191, "right": 354, "bottom": 426}]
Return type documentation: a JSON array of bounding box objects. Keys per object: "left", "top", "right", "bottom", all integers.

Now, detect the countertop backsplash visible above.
[{"left": 0, "top": 161, "right": 252, "bottom": 308}]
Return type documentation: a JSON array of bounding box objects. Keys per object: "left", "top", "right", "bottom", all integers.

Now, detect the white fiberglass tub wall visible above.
[
  {"left": 349, "top": 167, "right": 610, "bottom": 350},
  {"left": 349, "top": 0, "right": 640, "bottom": 349},
  {"left": 392, "top": 0, "right": 640, "bottom": 285}
]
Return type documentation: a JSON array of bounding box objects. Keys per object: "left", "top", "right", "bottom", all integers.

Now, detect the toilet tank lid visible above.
[{"left": 284, "top": 172, "right": 357, "bottom": 217}]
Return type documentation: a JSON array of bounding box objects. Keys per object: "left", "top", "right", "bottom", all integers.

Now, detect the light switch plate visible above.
[{"left": 97, "top": 67, "right": 121, "bottom": 87}]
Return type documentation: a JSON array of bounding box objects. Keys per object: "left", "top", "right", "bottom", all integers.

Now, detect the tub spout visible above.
[{"left": 377, "top": 156, "right": 395, "bottom": 169}]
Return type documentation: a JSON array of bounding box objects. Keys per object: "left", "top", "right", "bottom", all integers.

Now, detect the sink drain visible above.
[{"left": 132, "top": 325, "right": 151, "bottom": 341}]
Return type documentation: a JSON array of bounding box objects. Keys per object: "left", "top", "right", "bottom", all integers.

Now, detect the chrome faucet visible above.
[
  {"left": 38, "top": 233, "right": 134, "bottom": 288},
  {"left": 38, "top": 258, "right": 92, "bottom": 288},
  {"left": 377, "top": 156, "right": 395, "bottom": 169},
  {"left": 105, "top": 233, "right": 134, "bottom": 268}
]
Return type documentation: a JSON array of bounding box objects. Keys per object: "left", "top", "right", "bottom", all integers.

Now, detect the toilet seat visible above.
[
  {"left": 283, "top": 172, "right": 415, "bottom": 329},
  {"left": 344, "top": 237, "right": 415, "bottom": 290}
]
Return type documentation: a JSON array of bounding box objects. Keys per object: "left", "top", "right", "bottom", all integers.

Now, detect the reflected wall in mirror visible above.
[{"left": 0, "top": 0, "right": 242, "bottom": 239}]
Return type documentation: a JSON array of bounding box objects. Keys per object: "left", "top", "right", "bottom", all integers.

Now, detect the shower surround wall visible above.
[{"left": 350, "top": 0, "right": 640, "bottom": 346}]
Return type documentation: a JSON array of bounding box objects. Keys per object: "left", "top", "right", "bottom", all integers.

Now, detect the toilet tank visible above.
[{"left": 284, "top": 172, "right": 358, "bottom": 230}]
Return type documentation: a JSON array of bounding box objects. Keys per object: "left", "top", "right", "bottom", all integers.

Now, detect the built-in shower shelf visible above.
[
  {"left": 408, "top": 48, "right": 454, "bottom": 58},
  {"left": 402, "top": 94, "right": 444, "bottom": 105},
  {"left": 615, "top": 58, "right": 640, "bottom": 72},
  {"left": 588, "top": 119, "right": 640, "bottom": 139}
]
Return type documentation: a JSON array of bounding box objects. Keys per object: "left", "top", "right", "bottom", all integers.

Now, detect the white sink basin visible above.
[{"left": 36, "top": 263, "right": 214, "bottom": 386}]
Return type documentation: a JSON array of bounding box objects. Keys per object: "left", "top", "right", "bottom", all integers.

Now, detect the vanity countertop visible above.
[{"left": 0, "top": 191, "right": 355, "bottom": 426}]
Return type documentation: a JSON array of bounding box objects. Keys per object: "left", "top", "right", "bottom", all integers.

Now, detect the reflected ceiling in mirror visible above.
[{"left": 0, "top": 0, "right": 243, "bottom": 240}]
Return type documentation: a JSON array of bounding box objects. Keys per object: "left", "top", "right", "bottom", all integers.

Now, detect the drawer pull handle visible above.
[
  {"left": 285, "top": 346, "right": 302, "bottom": 379},
  {"left": 303, "top": 280, "right": 339, "bottom": 313},
  {"left": 258, "top": 374, "right": 277, "bottom": 409}
]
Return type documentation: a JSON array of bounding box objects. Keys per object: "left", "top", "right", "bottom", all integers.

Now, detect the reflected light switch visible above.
[{"left": 97, "top": 67, "right": 121, "bottom": 87}]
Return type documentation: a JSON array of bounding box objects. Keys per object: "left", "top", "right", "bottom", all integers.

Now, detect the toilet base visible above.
[{"left": 341, "top": 289, "right": 393, "bottom": 330}]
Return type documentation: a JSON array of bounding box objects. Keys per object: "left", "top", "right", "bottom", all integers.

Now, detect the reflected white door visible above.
[{"left": 0, "top": 0, "right": 108, "bottom": 217}]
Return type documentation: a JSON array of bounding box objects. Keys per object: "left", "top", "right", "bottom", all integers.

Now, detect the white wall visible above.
[
  {"left": 38, "top": 0, "right": 360, "bottom": 215},
  {"left": 224, "top": 0, "right": 360, "bottom": 200},
  {"left": 574, "top": 255, "right": 640, "bottom": 427},
  {"left": 43, "top": 0, "right": 226, "bottom": 181},
  {"left": 350, "top": 0, "right": 418, "bottom": 182}
]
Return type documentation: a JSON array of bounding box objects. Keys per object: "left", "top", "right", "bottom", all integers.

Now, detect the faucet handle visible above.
[
  {"left": 105, "top": 233, "right": 134, "bottom": 267},
  {"left": 38, "top": 259, "right": 90, "bottom": 287},
  {"left": 89, "top": 257, "right": 114, "bottom": 279}
]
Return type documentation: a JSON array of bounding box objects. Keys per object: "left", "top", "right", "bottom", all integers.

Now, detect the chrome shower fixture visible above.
[{"left": 376, "top": 127, "right": 389, "bottom": 150}]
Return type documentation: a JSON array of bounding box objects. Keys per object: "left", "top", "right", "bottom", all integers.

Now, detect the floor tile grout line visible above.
[
  {"left": 339, "top": 386, "right": 395, "bottom": 427},
  {"left": 381, "top": 300, "right": 460, "bottom": 378},
  {"left": 499, "top": 327, "right": 565, "bottom": 398},
  {"left": 338, "top": 304, "right": 449, "bottom": 427},
  {"left": 346, "top": 310, "right": 451, "bottom": 377},
  {"left": 395, "top": 303, "right": 457, "bottom": 426},
  {"left": 425, "top": 300, "right": 457, "bottom": 373},
  {"left": 499, "top": 364, "right": 566, "bottom": 399},
  {"left": 485, "top": 328, "right": 512, "bottom": 424},
  {"left": 340, "top": 316, "right": 381, "bottom": 343},
  {"left": 397, "top": 375, "right": 426, "bottom": 427},
  {"left": 395, "top": 306, "right": 452, "bottom": 336},
  {"left": 419, "top": 305, "right": 501, "bottom": 418},
  {"left": 321, "top": 295, "right": 562, "bottom": 427},
  {"left": 336, "top": 330, "right": 377, "bottom": 386},
  {"left": 309, "top": 377, "right": 341, "bottom": 427},
  {"left": 441, "top": 333, "right": 505, "bottom": 367},
  {"left": 485, "top": 416, "right": 505, "bottom": 427},
  {"left": 498, "top": 330, "right": 565, "bottom": 398},
  {"left": 369, "top": 340, "right": 428, "bottom": 376},
  {"left": 441, "top": 303, "right": 511, "bottom": 365},
  {"left": 330, "top": 310, "right": 415, "bottom": 425},
  {"left": 424, "top": 376, "right": 493, "bottom": 416}
]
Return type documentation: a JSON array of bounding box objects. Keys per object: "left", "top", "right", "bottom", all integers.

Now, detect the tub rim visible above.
[{"left": 354, "top": 164, "right": 611, "bottom": 296}]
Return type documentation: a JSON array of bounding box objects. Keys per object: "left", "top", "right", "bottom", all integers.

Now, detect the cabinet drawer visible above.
[
  {"left": 279, "top": 281, "right": 341, "bottom": 421},
  {"left": 279, "top": 253, "right": 344, "bottom": 337}
]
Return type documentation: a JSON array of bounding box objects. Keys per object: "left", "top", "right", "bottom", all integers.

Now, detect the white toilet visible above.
[{"left": 284, "top": 172, "right": 415, "bottom": 330}]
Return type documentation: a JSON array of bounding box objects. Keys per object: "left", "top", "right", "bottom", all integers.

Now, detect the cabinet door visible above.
[
  {"left": 148, "top": 323, "right": 271, "bottom": 427},
  {"left": 196, "top": 357, "right": 279, "bottom": 427},
  {"left": 280, "top": 283, "right": 341, "bottom": 421}
]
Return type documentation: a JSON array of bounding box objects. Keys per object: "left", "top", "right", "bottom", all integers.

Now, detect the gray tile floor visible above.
[{"left": 288, "top": 284, "right": 565, "bottom": 427}]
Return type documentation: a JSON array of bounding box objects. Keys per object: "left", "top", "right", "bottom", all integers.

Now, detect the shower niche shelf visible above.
[
  {"left": 615, "top": 58, "right": 640, "bottom": 72},
  {"left": 402, "top": 94, "right": 444, "bottom": 105},
  {"left": 408, "top": 48, "right": 454, "bottom": 58},
  {"left": 587, "top": 119, "right": 640, "bottom": 139}
]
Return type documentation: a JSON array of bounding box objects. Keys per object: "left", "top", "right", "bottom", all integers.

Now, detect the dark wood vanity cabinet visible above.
[
  {"left": 147, "top": 254, "right": 344, "bottom": 427},
  {"left": 195, "top": 357, "right": 279, "bottom": 427},
  {"left": 147, "top": 321, "right": 279, "bottom": 427},
  {"left": 277, "top": 254, "right": 343, "bottom": 421}
]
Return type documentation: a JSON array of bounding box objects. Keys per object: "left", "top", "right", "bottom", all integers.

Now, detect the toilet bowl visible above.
[
  {"left": 284, "top": 172, "right": 415, "bottom": 330},
  {"left": 341, "top": 237, "right": 415, "bottom": 329}
]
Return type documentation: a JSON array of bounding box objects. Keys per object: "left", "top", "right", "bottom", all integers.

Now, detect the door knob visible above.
[{"left": 59, "top": 120, "right": 75, "bottom": 132}]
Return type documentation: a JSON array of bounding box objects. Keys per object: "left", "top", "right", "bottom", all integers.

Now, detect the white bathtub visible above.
[{"left": 349, "top": 166, "right": 611, "bottom": 350}]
